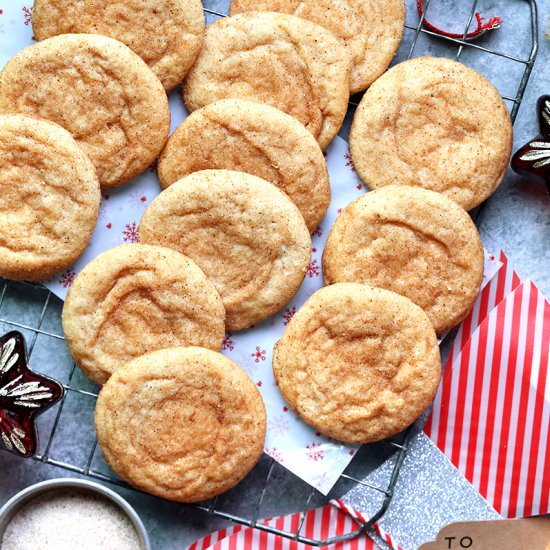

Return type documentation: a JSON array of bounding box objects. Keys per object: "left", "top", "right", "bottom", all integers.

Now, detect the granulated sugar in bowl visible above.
[{"left": 0, "top": 479, "right": 149, "bottom": 550}]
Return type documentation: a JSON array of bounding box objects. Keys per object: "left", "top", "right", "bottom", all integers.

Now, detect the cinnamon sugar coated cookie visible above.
[
  {"left": 62, "top": 244, "right": 225, "bottom": 385},
  {"left": 32, "top": 0, "right": 204, "bottom": 92},
  {"left": 230, "top": 0, "right": 405, "bottom": 94},
  {"left": 183, "top": 12, "right": 351, "bottom": 149},
  {"left": 158, "top": 99, "right": 331, "bottom": 232},
  {"left": 95, "top": 346, "right": 266, "bottom": 502},
  {"left": 140, "top": 170, "right": 311, "bottom": 331},
  {"left": 322, "top": 186, "right": 484, "bottom": 334},
  {"left": 0, "top": 114, "right": 100, "bottom": 281},
  {"left": 349, "top": 57, "right": 513, "bottom": 210},
  {"left": 0, "top": 34, "right": 170, "bottom": 188},
  {"left": 272, "top": 283, "right": 441, "bottom": 443}
]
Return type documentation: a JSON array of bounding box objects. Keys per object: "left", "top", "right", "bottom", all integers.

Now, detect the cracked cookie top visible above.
[
  {"left": 62, "top": 244, "right": 225, "bottom": 385},
  {"left": 230, "top": 0, "right": 405, "bottom": 94},
  {"left": 0, "top": 34, "right": 170, "bottom": 188},
  {"left": 158, "top": 99, "right": 330, "bottom": 232},
  {"left": 0, "top": 114, "right": 100, "bottom": 281},
  {"left": 95, "top": 346, "right": 266, "bottom": 502},
  {"left": 183, "top": 12, "right": 351, "bottom": 150},
  {"left": 273, "top": 283, "right": 441, "bottom": 443},
  {"left": 32, "top": 0, "right": 205, "bottom": 92},
  {"left": 322, "top": 185, "right": 484, "bottom": 334},
  {"left": 350, "top": 57, "right": 513, "bottom": 210},
  {"left": 139, "top": 169, "right": 312, "bottom": 331}
]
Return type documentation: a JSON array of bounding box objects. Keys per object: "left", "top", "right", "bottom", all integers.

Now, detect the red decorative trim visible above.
[{"left": 417, "top": 1, "right": 501, "bottom": 40}]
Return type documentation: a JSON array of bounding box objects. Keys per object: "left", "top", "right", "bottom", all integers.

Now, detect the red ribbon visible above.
[{"left": 417, "top": 0, "right": 502, "bottom": 40}]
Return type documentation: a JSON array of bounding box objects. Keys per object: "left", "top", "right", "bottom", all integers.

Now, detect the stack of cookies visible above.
[{"left": 0, "top": 0, "right": 513, "bottom": 503}]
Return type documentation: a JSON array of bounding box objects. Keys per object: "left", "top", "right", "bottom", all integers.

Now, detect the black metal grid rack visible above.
[{"left": 0, "top": 1, "right": 539, "bottom": 547}]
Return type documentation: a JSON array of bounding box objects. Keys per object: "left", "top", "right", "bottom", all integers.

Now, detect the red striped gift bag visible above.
[
  {"left": 424, "top": 250, "right": 522, "bottom": 459},
  {"left": 425, "top": 279, "right": 550, "bottom": 518},
  {"left": 186, "top": 503, "right": 383, "bottom": 550},
  {"left": 188, "top": 525, "right": 245, "bottom": 550}
]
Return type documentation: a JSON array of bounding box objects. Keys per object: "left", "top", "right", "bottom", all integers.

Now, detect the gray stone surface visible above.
[{"left": 0, "top": 1, "right": 548, "bottom": 549}]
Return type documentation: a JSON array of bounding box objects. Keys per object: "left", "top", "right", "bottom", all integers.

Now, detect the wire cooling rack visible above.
[{"left": 0, "top": 1, "right": 539, "bottom": 547}]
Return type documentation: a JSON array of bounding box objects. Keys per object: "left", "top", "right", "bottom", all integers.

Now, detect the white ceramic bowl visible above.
[{"left": 0, "top": 478, "right": 151, "bottom": 549}]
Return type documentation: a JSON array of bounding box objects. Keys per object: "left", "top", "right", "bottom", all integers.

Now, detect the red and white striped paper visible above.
[
  {"left": 331, "top": 500, "right": 404, "bottom": 550},
  {"left": 425, "top": 250, "right": 521, "bottom": 451},
  {"left": 188, "top": 524, "right": 244, "bottom": 550},
  {"left": 425, "top": 266, "right": 550, "bottom": 518},
  {"left": 187, "top": 501, "right": 385, "bottom": 550},
  {"left": 186, "top": 499, "right": 409, "bottom": 550}
]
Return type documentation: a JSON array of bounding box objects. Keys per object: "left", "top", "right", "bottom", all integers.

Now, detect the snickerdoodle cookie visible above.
[
  {"left": 139, "top": 170, "right": 311, "bottom": 331},
  {"left": 349, "top": 57, "right": 513, "bottom": 210},
  {"left": 32, "top": 0, "right": 204, "bottom": 91},
  {"left": 322, "top": 186, "right": 484, "bottom": 334},
  {"left": 62, "top": 244, "right": 225, "bottom": 385},
  {"left": 0, "top": 34, "right": 170, "bottom": 188},
  {"left": 0, "top": 114, "right": 100, "bottom": 281},
  {"left": 183, "top": 12, "right": 351, "bottom": 149},
  {"left": 229, "top": 0, "right": 405, "bottom": 94},
  {"left": 95, "top": 346, "right": 266, "bottom": 502},
  {"left": 272, "top": 283, "right": 441, "bottom": 443},
  {"left": 158, "top": 99, "right": 330, "bottom": 232}
]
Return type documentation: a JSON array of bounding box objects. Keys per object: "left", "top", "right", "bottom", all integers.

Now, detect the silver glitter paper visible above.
[{"left": 343, "top": 427, "right": 500, "bottom": 550}]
